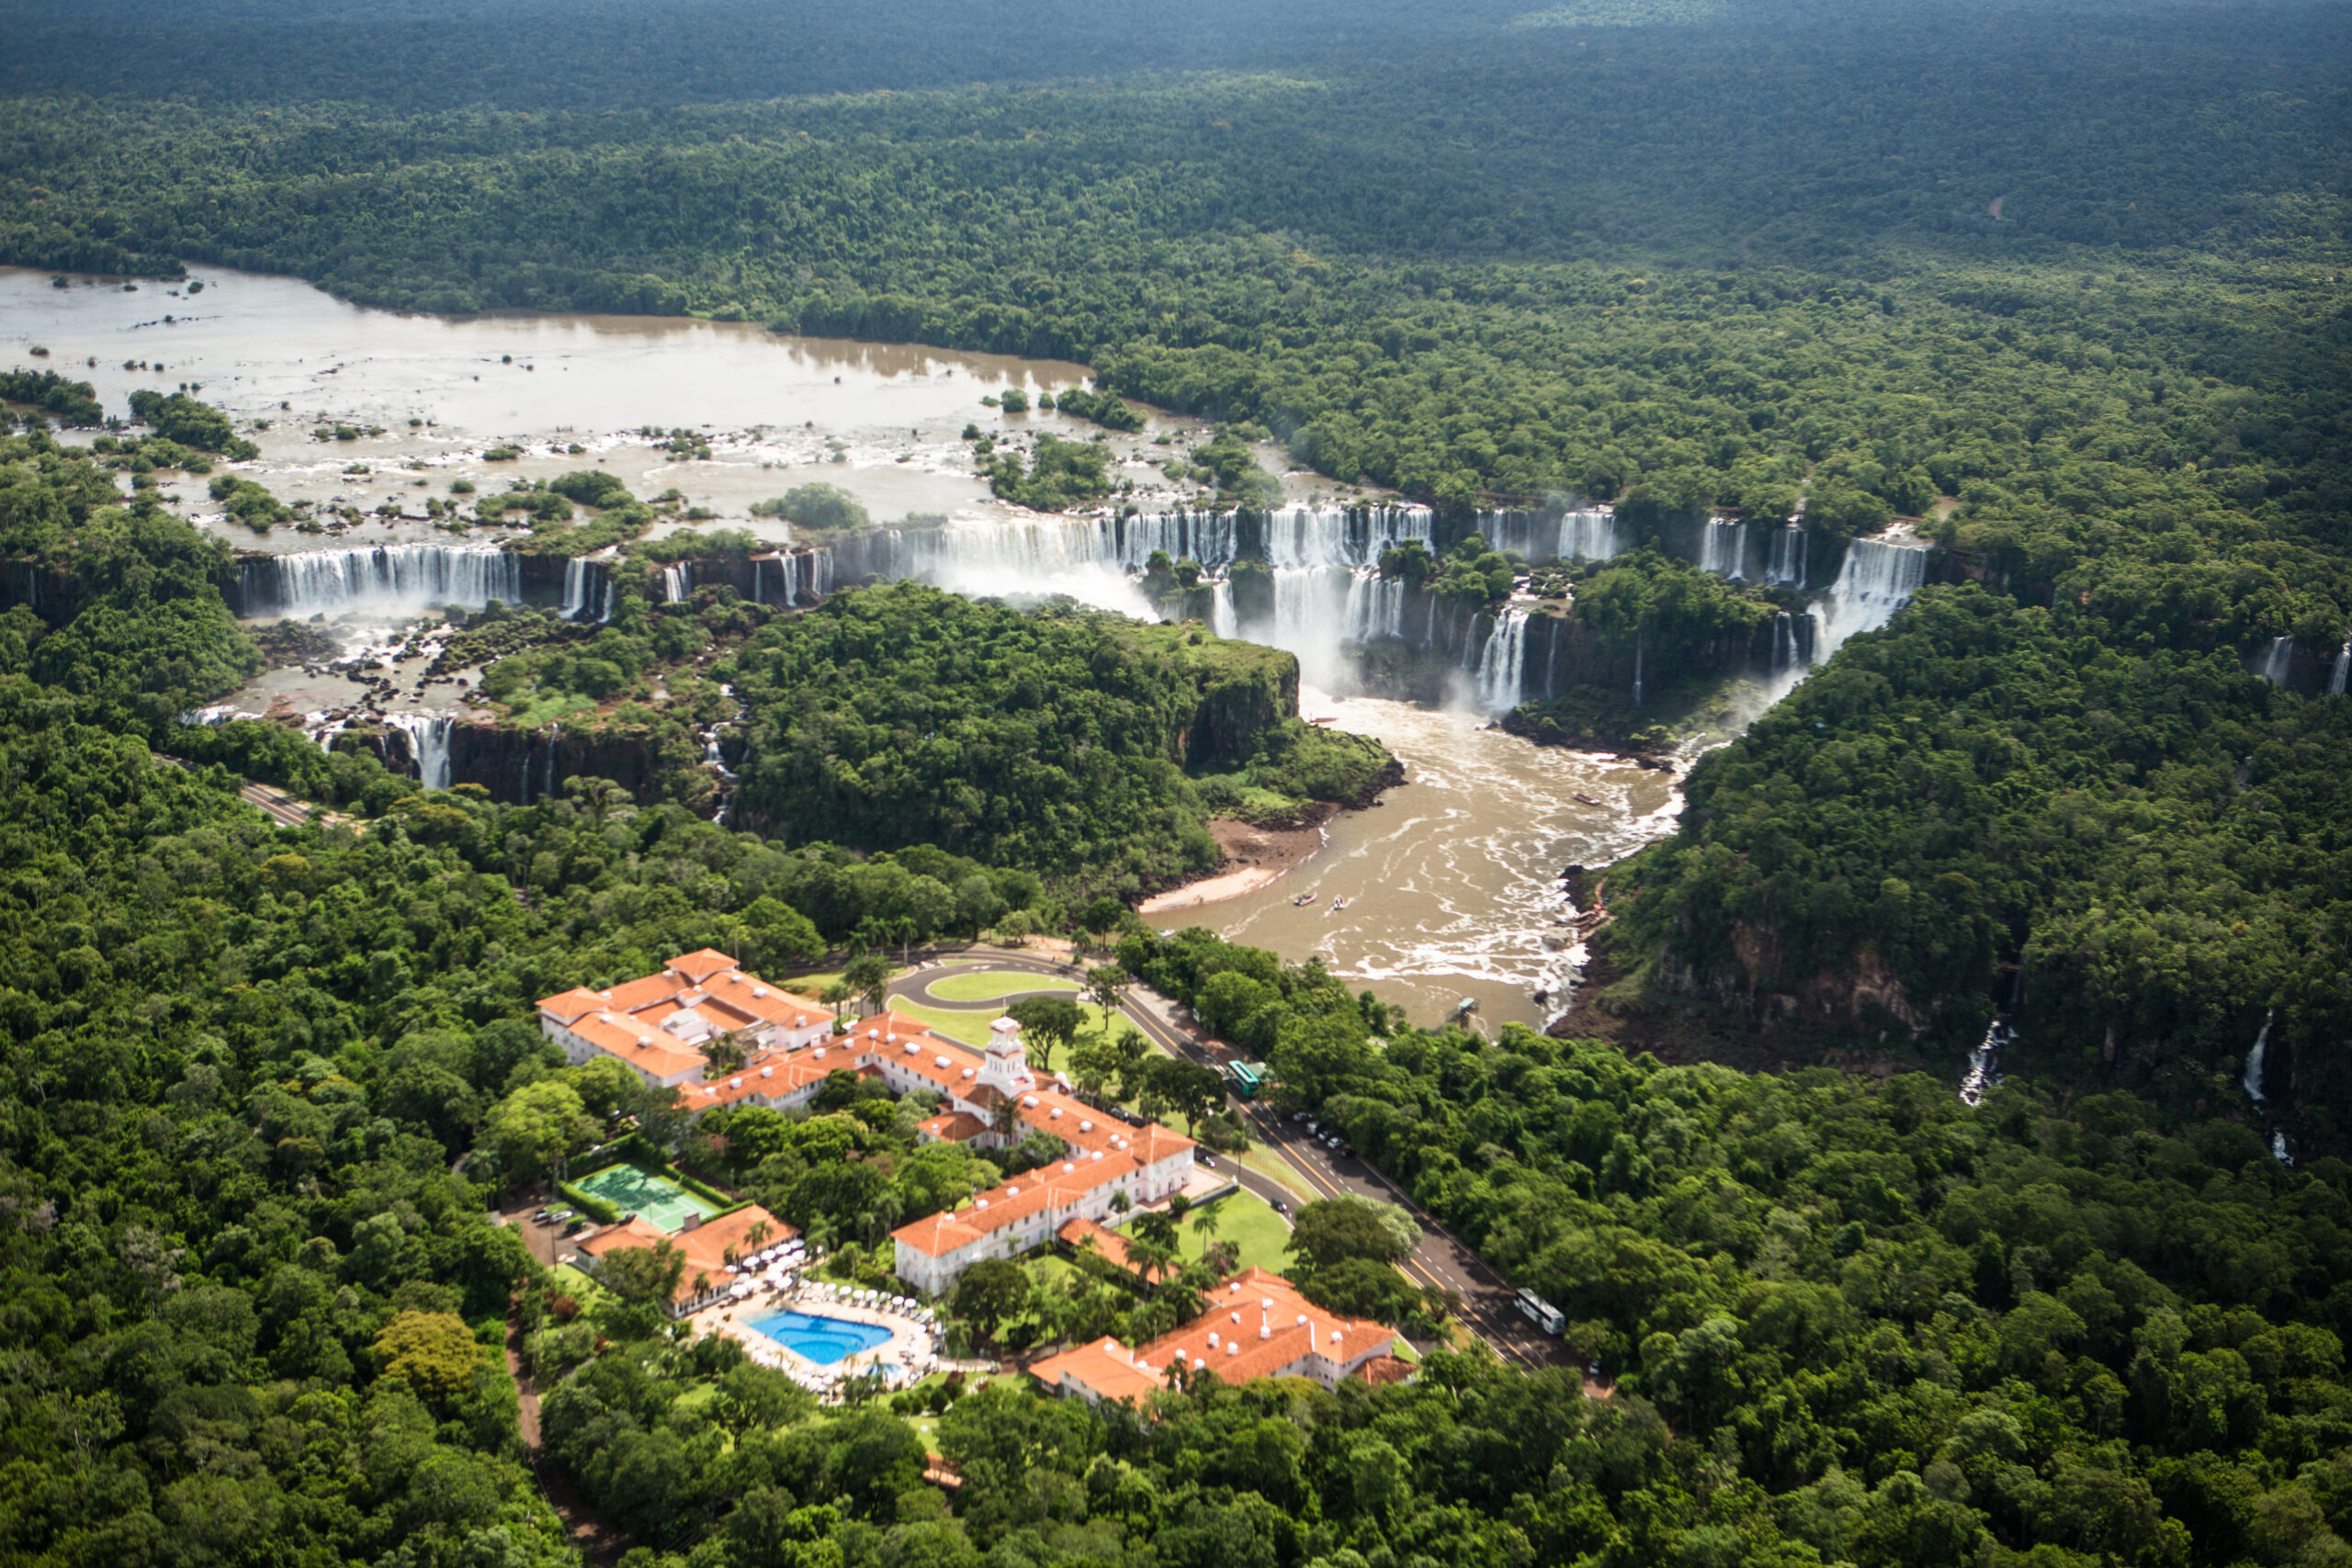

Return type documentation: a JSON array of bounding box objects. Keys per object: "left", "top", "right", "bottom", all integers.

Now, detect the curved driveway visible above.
[{"left": 887, "top": 951, "right": 1570, "bottom": 1372}]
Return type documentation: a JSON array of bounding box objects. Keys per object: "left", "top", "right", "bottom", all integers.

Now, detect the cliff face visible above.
[
  {"left": 1182, "top": 650, "right": 1299, "bottom": 770},
  {"left": 0, "top": 559, "right": 85, "bottom": 625}
]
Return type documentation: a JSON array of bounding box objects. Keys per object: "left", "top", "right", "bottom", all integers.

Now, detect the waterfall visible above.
[
  {"left": 1768, "top": 524, "right": 1807, "bottom": 587},
  {"left": 2333, "top": 641, "right": 2350, "bottom": 695},
  {"left": 1772, "top": 611, "right": 1804, "bottom": 673},
  {"left": 1814, "top": 537, "right": 1930, "bottom": 658},
  {"left": 1555, "top": 507, "right": 1621, "bottom": 563},
  {"left": 560, "top": 557, "right": 612, "bottom": 623},
  {"left": 1544, "top": 618, "right": 1560, "bottom": 697},
  {"left": 2273, "top": 1131, "right": 2293, "bottom": 1167},
  {"left": 2243, "top": 1010, "right": 2271, "bottom": 1103},
  {"left": 661, "top": 562, "right": 693, "bottom": 604},
  {"left": 2260, "top": 636, "right": 2294, "bottom": 687},
  {"left": 1209, "top": 581, "right": 1236, "bottom": 638},
  {"left": 1632, "top": 634, "right": 1645, "bottom": 709},
  {"left": 311, "top": 717, "right": 345, "bottom": 754},
  {"left": 1960, "top": 1020, "right": 2010, "bottom": 1106},
  {"left": 1474, "top": 609, "right": 1530, "bottom": 713},
  {"left": 385, "top": 713, "right": 455, "bottom": 790},
  {"left": 1699, "top": 520, "right": 1747, "bottom": 579},
  {"left": 1340, "top": 572, "right": 1411, "bottom": 644},
  {"left": 1263, "top": 504, "right": 1434, "bottom": 570},
  {"left": 241, "top": 545, "right": 522, "bottom": 616}
]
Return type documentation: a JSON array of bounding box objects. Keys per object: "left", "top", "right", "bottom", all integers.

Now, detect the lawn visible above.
[
  {"left": 874, "top": 998, "right": 991, "bottom": 1047},
  {"left": 1217, "top": 1145, "right": 1310, "bottom": 1204},
  {"left": 1181, "top": 1189, "right": 1291, "bottom": 1275},
  {"left": 927, "top": 970, "right": 1081, "bottom": 1004}
]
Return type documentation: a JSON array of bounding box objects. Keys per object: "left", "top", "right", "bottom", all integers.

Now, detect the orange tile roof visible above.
[
  {"left": 667, "top": 948, "right": 740, "bottom": 982},
  {"left": 602, "top": 972, "right": 689, "bottom": 1013},
  {"left": 1029, "top": 1337, "right": 1166, "bottom": 1404},
  {"left": 685, "top": 968, "right": 834, "bottom": 1030},
  {"left": 1058, "top": 1217, "right": 1141, "bottom": 1275},
  {"left": 537, "top": 987, "right": 608, "bottom": 1024},
  {"left": 580, "top": 1203, "right": 797, "bottom": 1302},
  {"left": 1355, "top": 1355, "right": 1417, "bottom": 1386},
  {"left": 1137, "top": 1269, "right": 1392, "bottom": 1387},
  {"left": 895, "top": 1209, "right": 988, "bottom": 1257},
  {"left": 567, "top": 1013, "right": 706, "bottom": 1080},
  {"left": 918, "top": 1111, "right": 991, "bottom": 1143}
]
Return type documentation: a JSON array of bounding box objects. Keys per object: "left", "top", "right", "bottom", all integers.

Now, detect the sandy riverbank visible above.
[{"left": 1139, "top": 815, "right": 1330, "bottom": 914}]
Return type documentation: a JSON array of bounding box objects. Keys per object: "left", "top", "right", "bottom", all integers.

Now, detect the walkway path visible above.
[
  {"left": 887, "top": 952, "right": 1572, "bottom": 1374},
  {"left": 503, "top": 1300, "right": 627, "bottom": 1567}
]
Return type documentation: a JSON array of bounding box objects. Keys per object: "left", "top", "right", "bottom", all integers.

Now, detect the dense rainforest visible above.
[{"left": 0, "top": 1, "right": 2347, "bottom": 1564}]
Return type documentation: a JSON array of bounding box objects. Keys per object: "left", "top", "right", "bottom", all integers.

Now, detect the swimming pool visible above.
[{"left": 747, "top": 1310, "right": 894, "bottom": 1366}]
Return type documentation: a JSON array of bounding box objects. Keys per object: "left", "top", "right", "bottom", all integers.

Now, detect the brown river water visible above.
[
  {"left": 4, "top": 265, "right": 1683, "bottom": 1035},
  {"left": 1149, "top": 690, "right": 1684, "bottom": 1033}
]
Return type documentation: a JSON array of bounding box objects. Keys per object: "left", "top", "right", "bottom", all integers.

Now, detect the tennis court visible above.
[{"left": 571, "top": 1163, "right": 716, "bottom": 1234}]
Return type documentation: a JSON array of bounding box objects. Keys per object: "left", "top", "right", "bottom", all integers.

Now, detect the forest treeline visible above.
[{"left": 0, "top": 679, "right": 2345, "bottom": 1568}]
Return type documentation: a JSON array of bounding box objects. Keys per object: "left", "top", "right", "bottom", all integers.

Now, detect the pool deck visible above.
[{"left": 690, "top": 1286, "right": 940, "bottom": 1383}]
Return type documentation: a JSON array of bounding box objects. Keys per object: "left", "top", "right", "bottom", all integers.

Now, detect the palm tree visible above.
[{"left": 820, "top": 980, "right": 854, "bottom": 1024}]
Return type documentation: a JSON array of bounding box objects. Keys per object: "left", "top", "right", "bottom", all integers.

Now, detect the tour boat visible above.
[
  {"left": 1571, "top": 792, "right": 1602, "bottom": 807},
  {"left": 1292, "top": 892, "right": 1317, "bottom": 907}
]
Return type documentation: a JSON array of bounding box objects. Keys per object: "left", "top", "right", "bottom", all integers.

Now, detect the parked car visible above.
[
  {"left": 1272, "top": 1200, "right": 1288, "bottom": 1215},
  {"left": 1198, "top": 1156, "right": 1216, "bottom": 1169},
  {"left": 1340, "top": 1144, "right": 1358, "bottom": 1159}
]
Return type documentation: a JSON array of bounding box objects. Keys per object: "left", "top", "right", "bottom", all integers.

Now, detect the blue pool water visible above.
[{"left": 748, "top": 1310, "right": 894, "bottom": 1366}]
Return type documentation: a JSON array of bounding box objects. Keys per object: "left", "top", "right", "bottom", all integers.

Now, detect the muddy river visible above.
[{"left": 6, "top": 265, "right": 1683, "bottom": 1035}]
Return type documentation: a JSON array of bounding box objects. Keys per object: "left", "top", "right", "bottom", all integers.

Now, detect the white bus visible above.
[{"left": 1516, "top": 1288, "right": 1566, "bottom": 1337}]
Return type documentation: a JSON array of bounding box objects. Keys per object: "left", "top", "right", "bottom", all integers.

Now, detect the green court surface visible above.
[
  {"left": 927, "top": 970, "right": 1081, "bottom": 1003},
  {"left": 571, "top": 1164, "right": 716, "bottom": 1234}
]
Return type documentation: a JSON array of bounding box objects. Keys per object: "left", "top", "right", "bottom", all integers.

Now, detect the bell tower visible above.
[{"left": 976, "top": 1015, "right": 1035, "bottom": 1099}]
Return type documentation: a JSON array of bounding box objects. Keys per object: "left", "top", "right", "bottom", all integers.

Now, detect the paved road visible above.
[
  {"left": 153, "top": 753, "right": 354, "bottom": 829},
  {"left": 888, "top": 953, "right": 1571, "bottom": 1372}
]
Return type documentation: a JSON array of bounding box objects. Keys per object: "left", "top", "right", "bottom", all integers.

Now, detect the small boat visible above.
[
  {"left": 1292, "top": 892, "right": 1318, "bottom": 907},
  {"left": 1571, "top": 792, "right": 1602, "bottom": 807},
  {"left": 1308, "top": 716, "right": 1339, "bottom": 726},
  {"left": 1328, "top": 897, "right": 1349, "bottom": 912}
]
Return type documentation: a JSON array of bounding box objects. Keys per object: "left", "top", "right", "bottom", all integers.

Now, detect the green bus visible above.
[{"left": 1227, "top": 1062, "right": 1264, "bottom": 1100}]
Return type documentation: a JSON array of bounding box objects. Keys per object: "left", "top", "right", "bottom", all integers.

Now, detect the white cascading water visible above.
[
  {"left": 1768, "top": 524, "right": 1807, "bottom": 587},
  {"left": 1771, "top": 611, "right": 1804, "bottom": 673},
  {"left": 560, "top": 557, "right": 609, "bottom": 622},
  {"left": 1263, "top": 505, "right": 1435, "bottom": 570},
  {"left": 1960, "top": 1020, "right": 2010, "bottom": 1106},
  {"left": 661, "top": 562, "right": 693, "bottom": 604},
  {"left": 385, "top": 713, "right": 455, "bottom": 790},
  {"left": 1814, "top": 537, "right": 1931, "bottom": 658},
  {"left": 242, "top": 545, "right": 522, "bottom": 616},
  {"left": 2260, "top": 636, "right": 2294, "bottom": 687},
  {"left": 2333, "top": 641, "right": 2350, "bottom": 695},
  {"left": 1341, "top": 572, "right": 1413, "bottom": 645},
  {"left": 1699, "top": 520, "right": 1747, "bottom": 579},
  {"left": 1555, "top": 508, "right": 1621, "bottom": 562},
  {"left": 2244, "top": 1010, "right": 2271, "bottom": 1103},
  {"left": 1209, "top": 581, "right": 1237, "bottom": 638},
  {"left": 1474, "top": 610, "right": 1530, "bottom": 713}
]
